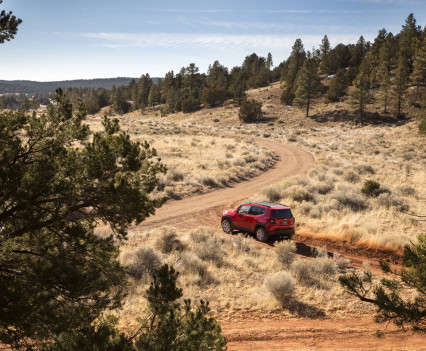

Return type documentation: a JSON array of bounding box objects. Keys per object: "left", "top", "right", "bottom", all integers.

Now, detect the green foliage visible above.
[
  {"left": 135, "top": 265, "right": 227, "bottom": 351},
  {"left": 202, "top": 87, "right": 228, "bottom": 107},
  {"left": 348, "top": 71, "right": 375, "bottom": 124},
  {"left": 340, "top": 234, "right": 426, "bottom": 333},
  {"left": 238, "top": 98, "right": 263, "bottom": 123},
  {"left": 0, "top": 0, "right": 22, "bottom": 43},
  {"left": 361, "top": 180, "right": 381, "bottom": 197},
  {"left": 281, "top": 39, "right": 306, "bottom": 105},
  {"left": 181, "top": 96, "right": 200, "bottom": 113},
  {"left": 0, "top": 90, "right": 166, "bottom": 349},
  {"left": 294, "top": 57, "right": 322, "bottom": 117},
  {"left": 325, "top": 69, "right": 347, "bottom": 103}
]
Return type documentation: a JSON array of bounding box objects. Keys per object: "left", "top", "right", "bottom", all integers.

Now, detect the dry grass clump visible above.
[
  {"left": 121, "top": 246, "right": 162, "bottom": 280},
  {"left": 396, "top": 184, "right": 416, "bottom": 197},
  {"left": 332, "top": 185, "right": 365, "bottom": 211},
  {"left": 231, "top": 234, "right": 260, "bottom": 257},
  {"left": 342, "top": 170, "right": 360, "bottom": 183},
  {"left": 275, "top": 240, "right": 297, "bottom": 267},
  {"left": 189, "top": 227, "right": 213, "bottom": 243},
  {"left": 154, "top": 226, "right": 185, "bottom": 254},
  {"left": 264, "top": 271, "right": 295, "bottom": 306},
  {"left": 262, "top": 186, "right": 281, "bottom": 203},
  {"left": 282, "top": 185, "right": 314, "bottom": 202},
  {"left": 180, "top": 253, "right": 213, "bottom": 286},
  {"left": 291, "top": 257, "right": 338, "bottom": 288}
]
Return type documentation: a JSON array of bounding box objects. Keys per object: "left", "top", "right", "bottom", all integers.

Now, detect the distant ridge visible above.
[{"left": 0, "top": 77, "right": 160, "bottom": 95}]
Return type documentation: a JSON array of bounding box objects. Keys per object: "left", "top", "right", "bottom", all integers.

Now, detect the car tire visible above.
[
  {"left": 221, "top": 219, "right": 232, "bottom": 234},
  {"left": 255, "top": 226, "right": 267, "bottom": 242}
]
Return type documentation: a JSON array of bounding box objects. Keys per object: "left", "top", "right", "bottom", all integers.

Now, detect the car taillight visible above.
[{"left": 269, "top": 218, "right": 275, "bottom": 224}]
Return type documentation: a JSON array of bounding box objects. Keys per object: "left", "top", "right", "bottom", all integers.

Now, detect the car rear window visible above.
[{"left": 271, "top": 209, "right": 292, "bottom": 218}]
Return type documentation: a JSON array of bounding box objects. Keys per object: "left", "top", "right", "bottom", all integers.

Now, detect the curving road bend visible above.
[{"left": 136, "top": 139, "right": 314, "bottom": 230}]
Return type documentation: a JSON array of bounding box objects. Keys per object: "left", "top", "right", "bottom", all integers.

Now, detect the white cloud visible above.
[{"left": 81, "top": 32, "right": 365, "bottom": 51}]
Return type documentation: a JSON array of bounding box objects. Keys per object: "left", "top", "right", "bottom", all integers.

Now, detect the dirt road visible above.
[
  {"left": 139, "top": 139, "right": 314, "bottom": 229},
  {"left": 136, "top": 140, "right": 422, "bottom": 350}
]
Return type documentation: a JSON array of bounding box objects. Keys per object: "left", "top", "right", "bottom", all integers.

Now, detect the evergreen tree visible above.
[
  {"left": 411, "top": 37, "right": 426, "bottom": 87},
  {"left": 320, "top": 35, "right": 331, "bottom": 59},
  {"left": 0, "top": 0, "right": 22, "bottom": 43},
  {"left": 266, "top": 52, "right": 273, "bottom": 70},
  {"left": 325, "top": 69, "right": 347, "bottom": 103},
  {"left": 294, "top": 57, "right": 322, "bottom": 117},
  {"left": 393, "top": 55, "right": 409, "bottom": 116},
  {"left": 0, "top": 90, "right": 166, "bottom": 350},
  {"left": 379, "top": 67, "right": 391, "bottom": 114},
  {"left": 348, "top": 71, "right": 374, "bottom": 125},
  {"left": 206, "top": 60, "right": 229, "bottom": 90},
  {"left": 281, "top": 39, "right": 306, "bottom": 105},
  {"left": 340, "top": 234, "right": 426, "bottom": 334}
]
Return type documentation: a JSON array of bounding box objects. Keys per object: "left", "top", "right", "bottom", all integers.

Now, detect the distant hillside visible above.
[{"left": 0, "top": 77, "right": 160, "bottom": 95}]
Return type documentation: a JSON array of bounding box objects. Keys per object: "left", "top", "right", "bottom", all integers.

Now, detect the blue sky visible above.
[{"left": 1, "top": 0, "right": 425, "bottom": 81}]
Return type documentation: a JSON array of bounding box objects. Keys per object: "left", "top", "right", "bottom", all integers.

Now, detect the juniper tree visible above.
[{"left": 281, "top": 39, "right": 306, "bottom": 105}]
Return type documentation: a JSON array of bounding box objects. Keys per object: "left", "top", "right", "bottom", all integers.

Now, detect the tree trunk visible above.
[{"left": 306, "top": 97, "right": 310, "bottom": 117}]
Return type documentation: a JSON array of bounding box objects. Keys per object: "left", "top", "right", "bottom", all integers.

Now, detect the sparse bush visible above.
[
  {"left": 154, "top": 227, "right": 185, "bottom": 254},
  {"left": 199, "top": 175, "right": 218, "bottom": 187},
  {"left": 361, "top": 180, "right": 381, "bottom": 197},
  {"left": 333, "top": 252, "right": 351, "bottom": 270},
  {"left": 238, "top": 98, "right": 263, "bottom": 123},
  {"left": 343, "top": 170, "right": 360, "bottom": 183},
  {"left": 275, "top": 241, "right": 297, "bottom": 267},
  {"left": 311, "top": 246, "right": 328, "bottom": 258},
  {"left": 354, "top": 164, "right": 375, "bottom": 174},
  {"left": 333, "top": 186, "right": 365, "bottom": 211},
  {"left": 193, "top": 238, "right": 224, "bottom": 265},
  {"left": 397, "top": 185, "right": 416, "bottom": 196},
  {"left": 283, "top": 185, "right": 314, "bottom": 202},
  {"left": 189, "top": 227, "right": 213, "bottom": 243},
  {"left": 122, "top": 246, "right": 162, "bottom": 280},
  {"left": 262, "top": 186, "right": 281, "bottom": 203},
  {"left": 376, "top": 193, "right": 408, "bottom": 211},
  {"left": 164, "top": 186, "right": 178, "bottom": 199},
  {"left": 309, "top": 181, "right": 334, "bottom": 195},
  {"left": 167, "top": 169, "right": 184, "bottom": 182},
  {"left": 231, "top": 234, "right": 259, "bottom": 256},
  {"left": 264, "top": 271, "right": 295, "bottom": 305},
  {"left": 291, "top": 258, "right": 338, "bottom": 287},
  {"left": 181, "top": 253, "right": 213, "bottom": 285}
]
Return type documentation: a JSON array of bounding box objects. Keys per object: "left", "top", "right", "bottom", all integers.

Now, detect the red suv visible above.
[{"left": 221, "top": 201, "right": 295, "bottom": 242}]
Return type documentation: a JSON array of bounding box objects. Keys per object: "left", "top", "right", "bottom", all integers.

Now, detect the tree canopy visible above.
[
  {"left": 0, "top": 0, "right": 21, "bottom": 44},
  {"left": 0, "top": 90, "right": 166, "bottom": 349}
]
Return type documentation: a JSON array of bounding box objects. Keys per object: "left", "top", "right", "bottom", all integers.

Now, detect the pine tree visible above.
[
  {"left": 340, "top": 234, "right": 426, "bottom": 334},
  {"left": 281, "top": 39, "right": 306, "bottom": 105},
  {"left": 266, "top": 52, "right": 273, "bottom": 70},
  {"left": 294, "top": 58, "right": 322, "bottom": 117},
  {"left": 393, "top": 55, "right": 409, "bottom": 116},
  {"left": 411, "top": 37, "right": 426, "bottom": 87},
  {"left": 320, "top": 35, "right": 331, "bottom": 59},
  {"left": 0, "top": 0, "right": 22, "bottom": 43},
  {"left": 379, "top": 67, "right": 391, "bottom": 114},
  {"left": 348, "top": 72, "right": 374, "bottom": 125},
  {"left": 325, "top": 69, "right": 347, "bottom": 103}
]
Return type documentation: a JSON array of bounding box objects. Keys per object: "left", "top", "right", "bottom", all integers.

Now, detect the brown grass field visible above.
[{"left": 91, "top": 82, "right": 425, "bottom": 350}]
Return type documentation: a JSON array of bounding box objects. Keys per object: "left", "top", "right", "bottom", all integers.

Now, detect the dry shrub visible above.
[
  {"left": 192, "top": 237, "right": 224, "bottom": 265},
  {"left": 333, "top": 252, "right": 351, "bottom": 270},
  {"left": 333, "top": 186, "right": 365, "bottom": 211},
  {"left": 283, "top": 185, "right": 314, "bottom": 202},
  {"left": 167, "top": 168, "right": 184, "bottom": 182},
  {"left": 309, "top": 181, "right": 335, "bottom": 195},
  {"left": 275, "top": 240, "right": 297, "bottom": 267},
  {"left": 396, "top": 185, "right": 416, "bottom": 197},
  {"left": 181, "top": 253, "right": 213, "bottom": 286},
  {"left": 198, "top": 175, "right": 218, "bottom": 187},
  {"left": 231, "top": 234, "right": 259, "bottom": 256},
  {"left": 354, "top": 164, "right": 375, "bottom": 174},
  {"left": 311, "top": 246, "right": 328, "bottom": 258},
  {"left": 262, "top": 186, "right": 281, "bottom": 203},
  {"left": 291, "top": 258, "right": 338, "bottom": 287},
  {"left": 264, "top": 271, "right": 295, "bottom": 306},
  {"left": 122, "top": 246, "right": 162, "bottom": 280},
  {"left": 154, "top": 226, "right": 185, "bottom": 254},
  {"left": 189, "top": 227, "right": 213, "bottom": 243},
  {"left": 376, "top": 193, "right": 408, "bottom": 211},
  {"left": 342, "top": 170, "right": 360, "bottom": 183}
]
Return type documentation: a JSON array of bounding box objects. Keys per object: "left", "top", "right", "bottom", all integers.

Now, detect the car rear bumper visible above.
[{"left": 267, "top": 228, "right": 295, "bottom": 238}]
